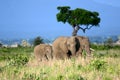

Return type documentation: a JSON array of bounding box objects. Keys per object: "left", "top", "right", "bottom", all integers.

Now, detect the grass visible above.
[{"left": 0, "top": 47, "right": 120, "bottom": 80}]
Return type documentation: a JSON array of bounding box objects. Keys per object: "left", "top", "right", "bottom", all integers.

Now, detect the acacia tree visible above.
[{"left": 56, "top": 6, "right": 101, "bottom": 36}]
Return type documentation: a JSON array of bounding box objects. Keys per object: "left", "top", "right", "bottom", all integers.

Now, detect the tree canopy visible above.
[{"left": 56, "top": 6, "right": 101, "bottom": 36}]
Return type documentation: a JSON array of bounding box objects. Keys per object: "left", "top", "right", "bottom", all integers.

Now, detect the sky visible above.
[{"left": 0, "top": 0, "right": 120, "bottom": 39}]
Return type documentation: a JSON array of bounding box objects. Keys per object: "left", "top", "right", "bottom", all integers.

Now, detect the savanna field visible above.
[{"left": 0, "top": 45, "right": 120, "bottom": 80}]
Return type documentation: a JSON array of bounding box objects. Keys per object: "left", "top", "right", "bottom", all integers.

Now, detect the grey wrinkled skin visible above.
[
  {"left": 34, "top": 44, "right": 53, "bottom": 61},
  {"left": 75, "top": 36, "right": 91, "bottom": 57},
  {"left": 52, "top": 36, "right": 78, "bottom": 60}
]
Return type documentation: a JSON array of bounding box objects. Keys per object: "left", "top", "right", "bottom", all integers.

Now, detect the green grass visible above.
[{"left": 0, "top": 47, "right": 120, "bottom": 80}]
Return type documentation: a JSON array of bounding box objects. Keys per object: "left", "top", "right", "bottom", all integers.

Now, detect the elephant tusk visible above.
[{"left": 90, "top": 48, "right": 95, "bottom": 52}]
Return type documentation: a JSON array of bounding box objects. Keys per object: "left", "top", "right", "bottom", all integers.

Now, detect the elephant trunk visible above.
[
  {"left": 70, "top": 44, "right": 76, "bottom": 57},
  {"left": 85, "top": 45, "right": 91, "bottom": 56}
]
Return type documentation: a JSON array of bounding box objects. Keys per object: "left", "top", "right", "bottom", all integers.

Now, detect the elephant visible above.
[
  {"left": 75, "top": 36, "right": 91, "bottom": 57},
  {"left": 34, "top": 44, "right": 53, "bottom": 61},
  {"left": 52, "top": 36, "right": 79, "bottom": 59}
]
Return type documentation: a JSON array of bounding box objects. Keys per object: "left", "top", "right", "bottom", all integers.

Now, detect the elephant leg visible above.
[
  {"left": 67, "top": 50, "right": 72, "bottom": 58},
  {"left": 77, "top": 51, "right": 82, "bottom": 57},
  {"left": 54, "top": 50, "right": 66, "bottom": 60},
  {"left": 36, "top": 56, "right": 42, "bottom": 62},
  {"left": 53, "top": 49, "right": 61, "bottom": 59},
  {"left": 45, "top": 54, "right": 52, "bottom": 61},
  {"left": 76, "top": 48, "right": 82, "bottom": 57},
  {"left": 42, "top": 55, "right": 49, "bottom": 61}
]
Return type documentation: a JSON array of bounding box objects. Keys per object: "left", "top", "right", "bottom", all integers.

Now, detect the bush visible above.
[
  {"left": 0, "top": 47, "right": 33, "bottom": 61},
  {"left": 22, "top": 73, "right": 40, "bottom": 80},
  {"left": 22, "top": 72, "right": 48, "bottom": 80},
  {"left": 90, "top": 44, "right": 120, "bottom": 50},
  {"left": 56, "top": 75, "right": 64, "bottom": 80},
  {"left": 88, "top": 59, "right": 107, "bottom": 71},
  {"left": 68, "top": 74, "right": 86, "bottom": 80},
  {"left": 6, "top": 54, "right": 29, "bottom": 67}
]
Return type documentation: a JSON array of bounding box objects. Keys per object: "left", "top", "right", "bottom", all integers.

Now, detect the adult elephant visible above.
[
  {"left": 52, "top": 36, "right": 79, "bottom": 59},
  {"left": 34, "top": 44, "right": 53, "bottom": 61},
  {"left": 75, "top": 36, "right": 91, "bottom": 57}
]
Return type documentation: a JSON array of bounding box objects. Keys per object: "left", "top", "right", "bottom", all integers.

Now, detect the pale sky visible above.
[
  {"left": 93, "top": 0, "right": 120, "bottom": 7},
  {"left": 0, "top": 0, "right": 120, "bottom": 39}
]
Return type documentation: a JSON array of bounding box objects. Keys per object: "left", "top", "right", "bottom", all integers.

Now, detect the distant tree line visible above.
[
  {"left": 33, "top": 36, "right": 44, "bottom": 46},
  {"left": 91, "top": 38, "right": 120, "bottom": 50}
]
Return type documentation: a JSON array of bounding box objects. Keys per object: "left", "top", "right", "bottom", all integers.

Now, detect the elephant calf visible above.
[{"left": 34, "top": 44, "right": 53, "bottom": 61}]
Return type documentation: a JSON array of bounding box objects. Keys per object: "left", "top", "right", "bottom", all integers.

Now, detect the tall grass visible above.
[{"left": 0, "top": 47, "right": 120, "bottom": 80}]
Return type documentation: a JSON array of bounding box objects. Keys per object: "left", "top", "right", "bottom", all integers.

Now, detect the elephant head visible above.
[
  {"left": 66, "top": 36, "right": 79, "bottom": 57},
  {"left": 52, "top": 36, "right": 78, "bottom": 59},
  {"left": 76, "top": 36, "right": 91, "bottom": 56},
  {"left": 45, "top": 44, "right": 53, "bottom": 60}
]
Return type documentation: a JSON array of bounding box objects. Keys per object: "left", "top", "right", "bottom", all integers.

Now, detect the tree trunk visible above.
[{"left": 72, "top": 26, "right": 79, "bottom": 36}]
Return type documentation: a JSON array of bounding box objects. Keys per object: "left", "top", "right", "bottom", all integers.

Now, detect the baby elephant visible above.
[{"left": 34, "top": 44, "right": 53, "bottom": 61}]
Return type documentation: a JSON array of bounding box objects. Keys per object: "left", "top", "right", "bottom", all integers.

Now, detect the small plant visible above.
[
  {"left": 82, "top": 50, "right": 87, "bottom": 59},
  {"left": 22, "top": 72, "right": 48, "bottom": 80},
  {"left": 22, "top": 73, "right": 39, "bottom": 80},
  {"left": 7, "top": 54, "right": 29, "bottom": 67},
  {"left": 89, "top": 59, "right": 107, "bottom": 71},
  {"left": 56, "top": 75, "right": 64, "bottom": 80},
  {"left": 71, "top": 58, "right": 76, "bottom": 68},
  {"left": 68, "top": 74, "right": 86, "bottom": 80},
  {"left": 77, "top": 64, "right": 83, "bottom": 70},
  {"left": 0, "top": 67, "right": 3, "bottom": 72},
  {"left": 103, "top": 76, "right": 112, "bottom": 80},
  {"left": 93, "top": 52, "right": 107, "bottom": 58}
]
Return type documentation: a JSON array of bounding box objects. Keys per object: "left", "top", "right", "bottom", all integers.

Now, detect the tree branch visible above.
[{"left": 79, "top": 25, "right": 93, "bottom": 33}]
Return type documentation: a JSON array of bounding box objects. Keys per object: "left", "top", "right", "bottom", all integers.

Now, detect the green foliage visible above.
[
  {"left": 22, "top": 73, "right": 40, "bottom": 80},
  {"left": 0, "top": 43, "right": 2, "bottom": 47},
  {"left": 90, "top": 43, "right": 120, "bottom": 50},
  {"left": 57, "top": 6, "right": 100, "bottom": 26},
  {"left": 77, "top": 64, "right": 83, "bottom": 70},
  {"left": 57, "top": 6, "right": 70, "bottom": 23},
  {"left": 82, "top": 50, "right": 87, "bottom": 59},
  {"left": 33, "top": 36, "right": 44, "bottom": 46},
  {"left": 0, "top": 67, "right": 3, "bottom": 72},
  {"left": 0, "top": 47, "right": 120, "bottom": 80},
  {"left": 56, "top": 6, "right": 100, "bottom": 33},
  {"left": 103, "top": 76, "right": 112, "bottom": 80},
  {"left": 68, "top": 74, "right": 86, "bottom": 80},
  {"left": 104, "top": 38, "right": 114, "bottom": 49},
  {"left": 56, "top": 75, "right": 64, "bottom": 80},
  {"left": 22, "top": 72, "right": 49, "bottom": 80},
  {"left": 0, "top": 47, "right": 33, "bottom": 61},
  {"left": 93, "top": 52, "right": 107, "bottom": 58},
  {"left": 6, "top": 54, "right": 29, "bottom": 67},
  {"left": 88, "top": 59, "right": 107, "bottom": 71}
]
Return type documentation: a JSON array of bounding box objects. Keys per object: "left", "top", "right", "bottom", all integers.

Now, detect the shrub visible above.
[
  {"left": 7, "top": 54, "right": 29, "bottom": 67},
  {"left": 22, "top": 72, "right": 48, "bottom": 80},
  {"left": 68, "top": 74, "right": 86, "bottom": 80},
  {"left": 22, "top": 73, "right": 40, "bottom": 80},
  {"left": 88, "top": 59, "right": 107, "bottom": 71},
  {"left": 56, "top": 75, "right": 64, "bottom": 80}
]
